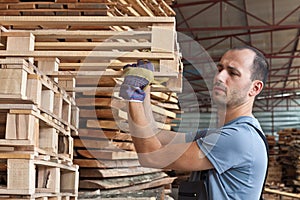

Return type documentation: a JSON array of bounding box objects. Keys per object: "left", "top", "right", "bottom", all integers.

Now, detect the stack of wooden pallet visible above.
[
  {"left": 0, "top": 57, "right": 79, "bottom": 200},
  {"left": 0, "top": 0, "right": 181, "bottom": 199},
  {"left": 0, "top": 0, "right": 175, "bottom": 17},
  {"left": 277, "top": 128, "right": 300, "bottom": 192},
  {"left": 266, "top": 134, "right": 282, "bottom": 185}
]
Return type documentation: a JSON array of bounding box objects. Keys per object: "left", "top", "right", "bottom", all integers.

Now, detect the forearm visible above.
[
  {"left": 142, "top": 87, "right": 186, "bottom": 144},
  {"left": 128, "top": 101, "right": 162, "bottom": 153}
]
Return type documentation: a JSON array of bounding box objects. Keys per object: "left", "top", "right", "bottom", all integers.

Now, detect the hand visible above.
[{"left": 119, "top": 60, "right": 154, "bottom": 102}]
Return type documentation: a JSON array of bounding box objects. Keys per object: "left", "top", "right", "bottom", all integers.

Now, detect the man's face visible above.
[{"left": 212, "top": 49, "right": 255, "bottom": 108}]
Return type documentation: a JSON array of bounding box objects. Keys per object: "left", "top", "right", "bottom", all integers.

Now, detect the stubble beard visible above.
[{"left": 213, "top": 89, "right": 248, "bottom": 110}]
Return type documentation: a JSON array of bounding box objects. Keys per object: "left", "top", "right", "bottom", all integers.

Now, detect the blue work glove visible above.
[{"left": 119, "top": 60, "right": 154, "bottom": 102}]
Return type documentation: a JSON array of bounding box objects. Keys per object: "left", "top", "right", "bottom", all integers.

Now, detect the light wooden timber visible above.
[
  {"left": 34, "top": 42, "right": 151, "bottom": 51},
  {"left": 79, "top": 167, "right": 161, "bottom": 178},
  {"left": 0, "top": 16, "right": 175, "bottom": 27},
  {"left": 46, "top": 70, "right": 178, "bottom": 78},
  {"left": 264, "top": 188, "right": 300, "bottom": 199},
  {"left": 2, "top": 30, "right": 152, "bottom": 40},
  {"left": 76, "top": 149, "right": 138, "bottom": 160},
  {"left": 73, "top": 158, "right": 140, "bottom": 168},
  {"left": 0, "top": 50, "right": 174, "bottom": 60},
  {"left": 79, "top": 172, "right": 168, "bottom": 189}
]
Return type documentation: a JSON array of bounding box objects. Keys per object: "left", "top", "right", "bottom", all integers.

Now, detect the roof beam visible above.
[
  {"left": 177, "top": 24, "right": 300, "bottom": 31},
  {"left": 172, "top": 0, "right": 223, "bottom": 8}
]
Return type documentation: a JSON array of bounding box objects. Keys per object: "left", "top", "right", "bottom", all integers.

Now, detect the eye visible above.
[
  {"left": 228, "top": 69, "right": 240, "bottom": 77},
  {"left": 217, "top": 64, "right": 223, "bottom": 72},
  {"left": 229, "top": 71, "right": 237, "bottom": 76}
]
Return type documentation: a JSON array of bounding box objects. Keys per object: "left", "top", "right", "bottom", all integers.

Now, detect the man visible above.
[{"left": 119, "top": 46, "right": 269, "bottom": 199}]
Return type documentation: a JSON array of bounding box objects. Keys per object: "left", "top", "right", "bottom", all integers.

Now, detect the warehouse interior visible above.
[{"left": 0, "top": 0, "right": 299, "bottom": 199}]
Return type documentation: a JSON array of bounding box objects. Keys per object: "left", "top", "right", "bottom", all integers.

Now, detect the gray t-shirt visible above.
[{"left": 187, "top": 116, "right": 268, "bottom": 200}]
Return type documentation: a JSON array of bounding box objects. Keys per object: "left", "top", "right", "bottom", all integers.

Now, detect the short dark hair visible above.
[{"left": 231, "top": 46, "right": 269, "bottom": 85}]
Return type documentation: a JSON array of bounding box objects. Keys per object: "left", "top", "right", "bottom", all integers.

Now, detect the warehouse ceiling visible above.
[{"left": 171, "top": 0, "right": 300, "bottom": 111}]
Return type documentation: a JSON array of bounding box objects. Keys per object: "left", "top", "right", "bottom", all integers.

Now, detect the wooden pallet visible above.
[
  {"left": 0, "top": 153, "right": 79, "bottom": 196},
  {"left": 0, "top": 59, "right": 79, "bottom": 130},
  {"left": 0, "top": 15, "right": 182, "bottom": 92},
  {"left": 0, "top": 104, "right": 75, "bottom": 162}
]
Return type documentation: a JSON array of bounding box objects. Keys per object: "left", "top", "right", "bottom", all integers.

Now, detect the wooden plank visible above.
[
  {"left": 7, "top": 159, "right": 35, "bottom": 193},
  {"left": 151, "top": 24, "right": 174, "bottom": 53},
  {"left": 79, "top": 167, "right": 161, "bottom": 178},
  {"left": 0, "top": 68, "right": 27, "bottom": 97},
  {"left": 49, "top": 70, "right": 178, "bottom": 79},
  {"left": 126, "top": 0, "right": 154, "bottom": 16},
  {"left": 36, "top": 166, "right": 60, "bottom": 194},
  {"left": 78, "top": 129, "right": 132, "bottom": 141},
  {"left": 86, "top": 119, "right": 128, "bottom": 131},
  {"left": 76, "top": 149, "right": 137, "bottom": 160},
  {"left": 61, "top": 166, "right": 79, "bottom": 194},
  {"left": 74, "top": 138, "right": 111, "bottom": 149},
  {"left": 75, "top": 85, "right": 181, "bottom": 93},
  {"left": 76, "top": 97, "right": 112, "bottom": 107},
  {"left": 112, "top": 141, "right": 135, "bottom": 151},
  {"left": 79, "top": 187, "right": 166, "bottom": 200},
  {"left": 96, "top": 177, "right": 175, "bottom": 195},
  {"left": 27, "top": 74, "right": 42, "bottom": 106},
  {"left": 0, "top": 152, "right": 35, "bottom": 159},
  {"left": 151, "top": 99, "right": 179, "bottom": 110},
  {"left": 158, "top": 0, "right": 176, "bottom": 16},
  {"left": 0, "top": 50, "right": 174, "bottom": 60},
  {"left": 39, "top": 127, "right": 58, "bottom": 154},
  {"left": 59, "top": 62, "right": 125, "bottom": 71},
  {"left": 3, "top": 30, "right": 152, "bottom": 40},
  {"left": 73, "top": 158, "right": 140, "bottom": 168},
  {"left": 6, "top": 32, "right": 35, "bottom": 63},
  {"left": 79, "top": 172, "right": 168, "bottom": 189},
  {"left": 0, "top": 16, "right": 175, "bottom": 27},
  {"left": 76, "top": 77, "right": 116, "bottom": 87},
  {"left": 40, "top": 90, "right": 54, "bottom": 113},
  {"left": 151, "top": 92, "right": 178, "bottom": 103},
  {"left": 6, "top": 113, "right": 38, "bottom": 141},
  {"left": 35, "top": 41, "right": 151, "bottom": 50},
  {"left": 264, "top": 188, "right": 300, "bottom": 198},
  {"left": 79, "top": 108, "right": 115, "bottom": 119},
  {"left": 36, "top": 57, "right": 60, "bottom": 83}
]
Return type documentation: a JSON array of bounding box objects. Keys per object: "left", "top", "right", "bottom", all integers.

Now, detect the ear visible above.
[{"left": 249, "top": 80, "right": 264, "bottom": 97}]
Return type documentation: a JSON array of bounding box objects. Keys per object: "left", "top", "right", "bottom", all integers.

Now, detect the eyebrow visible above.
[{"left": 217, "top": 63, "right": 241, "bottom": 75}]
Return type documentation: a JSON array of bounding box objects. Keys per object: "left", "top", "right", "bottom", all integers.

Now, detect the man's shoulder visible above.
[
  {"left": 230, "top": 116, "right": 258, "bottom": 124},
  {"left": 222, "top": 116, "right": 263, "bottom": 140},
  {"left": 225, "top": 116, "right": 260, "bottom": 130}
]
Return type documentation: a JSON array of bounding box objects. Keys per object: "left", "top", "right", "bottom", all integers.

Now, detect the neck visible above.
[{"left": 217, "top": 102, "right": 254, "bottom": 127}]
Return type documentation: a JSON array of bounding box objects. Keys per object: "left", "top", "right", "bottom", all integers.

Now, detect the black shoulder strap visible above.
[{"left": 246, "top": 123, "right": 269, "bottom": 200}]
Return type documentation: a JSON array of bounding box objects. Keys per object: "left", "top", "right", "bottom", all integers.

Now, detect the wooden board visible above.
[
  {"left": 99, "top": 177, "right": 176, "bottom": 195},
  {"left": 0, "top": 16, "right": 175, "bottom": 27},
  {"left": 79, "top": 167, "right": 162, "bottom": 178},
  {"left": 79, "top": 172, "right": 168, "bottom": 189},
  {"left": 76, "top": 149, "right": 137, "bottom": 160},
  {"left": 73, "top": 158, "right": 140, "bottom": 168},
  {"left": 78, "top": 129, "right": 132, "bottom": 141}
]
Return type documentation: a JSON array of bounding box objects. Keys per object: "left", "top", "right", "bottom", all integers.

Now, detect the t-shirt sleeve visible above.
[
  {"left": 185, "top": 129, "right": 209, "bottom": 142},
  {"left": 196, "top": 125, "right": 253, "bottom": 174}
]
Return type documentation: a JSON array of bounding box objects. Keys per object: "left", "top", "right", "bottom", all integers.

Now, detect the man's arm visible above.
[{"left": 127, "top": 87, "right": 213, "bottom": 171}]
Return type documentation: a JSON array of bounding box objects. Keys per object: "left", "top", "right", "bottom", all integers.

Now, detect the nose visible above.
[{"left": 214, "top": 69, "right": 228, "bottom": 83}]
